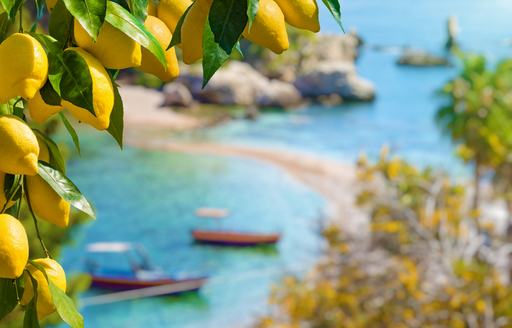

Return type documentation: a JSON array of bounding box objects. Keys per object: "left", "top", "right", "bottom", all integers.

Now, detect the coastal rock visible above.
[
  {"left": 294, "top": 61, "right": 376, "bottom": 101},
  {"left": 162, "top": 82, "right": 193, "bottom": 107},
  {"left": 310, "top": 33, "right": 360, "bottom": 63},
  {"left": 189, "top": 62, "right": 267, "bottom": 106},
  {"left": 256, "top": 80, "right": 302, "bottom": 108},
  {"left": 179, "top": 62, "right": 302, "bottom": 108},
  {"left": 397, "top": 50, "right": 450, "bottom": 67}
]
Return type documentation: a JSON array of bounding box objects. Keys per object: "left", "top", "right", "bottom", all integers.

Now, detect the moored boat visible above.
[
  {"left": 191, "top": 229, "right": 281, "bottom": 246},
  {"left": 86, "top": 242, "right": 208, "bottom": 295}
]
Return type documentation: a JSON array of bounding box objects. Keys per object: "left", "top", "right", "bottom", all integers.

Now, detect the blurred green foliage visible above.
[
  {"left": 437, "top": 54, "right": 512, "bottom": 210},
  {"left": 258, "top": 151, "right": 512, "bottom": 327}
]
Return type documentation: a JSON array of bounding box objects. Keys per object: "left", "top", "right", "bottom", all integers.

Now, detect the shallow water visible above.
[{"left": 60, "top": 1, "right": 512, "bottom": 327}]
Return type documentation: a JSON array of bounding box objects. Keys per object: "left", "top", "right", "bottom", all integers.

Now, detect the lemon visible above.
[
  {"left": 157, "top": 0, "right": 192, "bottom": 32},
  {"left": 62, "top": 48, "right": 114, "bottom": 130},
  {"left": 274, "top": 0, "right": 319, "bottom": 32},
  {"left": 21, "top": 258, "right": 67, "bottom": 319},
  {"left": 46, "top": 0, "right": 57, "bottom": 11},
  {"left": 0, "top": 214, "right": 29, "bottom": 279},
  {"left": 0, "top": 115, "right": 39, "bottom": 176},
  {"left": 0, "top": 33, "right": 48, "bottom": 103},
  {"left": 243, "top": 0, "right": 289, "bottom": 54},
  {"left": 26, "top": 138, "right": 70, "bottom": 227},
  {"left": 0, "top": 172, "right": 15, "bottom": 210},
  {"left": 27, "top": 91, "right": 64, "bottom": 124},
  {"left": 140, "top": 16, "right": 179, "bottom": 81},
  {"left": 180, "top": 0, "right": 212, "bottom": 64},
  {"left": 74, "top": 20, "right": 142, "bottom": 69}
]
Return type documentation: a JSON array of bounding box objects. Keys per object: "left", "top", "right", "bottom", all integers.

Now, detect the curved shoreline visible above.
[{"left": 126, "top": 137, "right": 368, "bottom": 237}]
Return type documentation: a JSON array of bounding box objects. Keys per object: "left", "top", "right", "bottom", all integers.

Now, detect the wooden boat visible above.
[
  {"left": 86, "top": 242, "right": 208, "bottom": 295},
  {"left": 192, "top": 229, "right": 280, "bottom": 246}
]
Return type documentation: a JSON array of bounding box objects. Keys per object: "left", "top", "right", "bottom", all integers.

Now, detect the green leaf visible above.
[
  {"left": 168, "top": 3, "right": 193, "bottom": 49},
  {"left": 0, "top": 12, "right": 11, "bottom": 43},
  {"left": 39, "top": 81, "right": 62, "bottom": 106},
  {"left": 106, "top": 82, "right": 124, "bottom": 149},
  {"left": 59, "top": 113, "right": 81, "bottom": 154},
  {"left": 62, "top": 0, "right": 106, "bottom": 40},
  {"left": 0, "top": 0, "right": 23, "bottom": 19},
  {"left": 246, "top": 0, "right": 258, "bottom": 30},
  {"left": 0, "top": 279, "right": 18, "bottom": 320},
  {"left": 128, "top": 0, "right": 148, "bottom": 22},
  {"left": 209, "top": 0, "right": 247, "bottom": 55},
  {"left": 202, "top": 18, "right": 230, "bottom": 87},
  {"left": 60, "top": 49, "right": 96, "bottom": 116},
  {"left": 33, "top": 130, "right": 66, "bottom": 173},
  {"left": 0, "top": 103, "right": 10, "bottom": 115},
  {"left": 37, "top": 162, "right": 95, "bottom": 218},
  {"left": 3, "top": 174, "right": 22, "bottom": 203},
  {"left": 23, "top": 274, "right": 40, "bottom": 328},
  {"left": 49, "top": 0, "right": 73, "bottom": 47},
  {"left": 321, "top": 0, "right": 343, "bottom": 31},
  {"left": 105, "top": 1, "right": 166, "bottom": 66},
  {"left": 29, "top": 33, "right": 66, "bottom": 95},
  {"left": 49, "top": 281, "right": 84, "bottom": 328}
]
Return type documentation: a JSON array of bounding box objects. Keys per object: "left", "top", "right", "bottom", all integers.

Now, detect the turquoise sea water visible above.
[{"left": 60, "top": 1, "right": 512, "bottom": 327}]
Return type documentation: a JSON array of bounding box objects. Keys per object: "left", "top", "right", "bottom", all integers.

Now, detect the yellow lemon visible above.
[
  {"left": 0, "top": 214, "right": 29, "bottom": 279},
  {"left": 243, "top": 0, "right": 289, "bottom": 54},
  {"left": 46, "top": 0, "right": 57, "bottom": 11},
  {"left": 74, "top": 20, "right": 142, "bottom": 69},
  {"left": 0, "top": 33, "right": 48, "bottom": 103},
  {"left": 0, "top": 115, "right": 39, "bottom": 176},
  {"left": 0, "top": 172, "right": 15, "bottom": 210},
  {"left": 180, "top": 0, "right": 211, "bottom": 64},
  {"left": 27, "top": 91, "right": 64, "bottom": 124},
  {"left": 21, "top": 258, "right": 67, "bottom": 319},
  {"left": 140, "top": 16, "right": 179, "bottom": 81},
  {"left": 62, "top": 48, "right": 114, "bottom": 130},
  {"left": 26, "top": 138, "right": 70, "bottom": 227},
  {"left": 157, "top": 0, "right": 192, "bottom": 32},
  {"left": 273, "top": 0, "right": 319, "bottom": 32}
]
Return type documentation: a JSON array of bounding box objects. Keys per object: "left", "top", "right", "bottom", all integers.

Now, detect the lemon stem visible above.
[
  {"left": 24, "top": 180, "right": 50, "bottom": 258},
  {"left": 13, "top": 279, "right": 20, "bottom": 303},
  {"left": 18, "top": 6, "right": 23, "bottom": 33}
]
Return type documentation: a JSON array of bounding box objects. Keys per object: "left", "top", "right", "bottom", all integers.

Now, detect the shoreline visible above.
[{"left": 126, "top": 137, "right": 368, "bottom": 238}]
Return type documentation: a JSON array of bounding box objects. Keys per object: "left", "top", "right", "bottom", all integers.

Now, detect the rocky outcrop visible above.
[
  {"left": 397, "top": 50, "right": 450, "bottom": 67},
  {"left": 167, "top": 32, "right": 375, "bottom": 108},
  {"left": 162, "top": 82, "right": 194, "bottom": 107},
  {"left": 256, "top": 80, "right": 302, "bottom": 108},
  {"left": 179, "top": 62, "right": 302, "bottom": 108},
  {"left": 294, "top": 61, "right": 376, "bottom": 102}
]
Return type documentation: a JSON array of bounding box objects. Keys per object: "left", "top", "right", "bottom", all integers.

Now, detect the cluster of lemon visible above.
[
  {"left": 0, "top": 113, "right": 68, "bottom": 319},
  {"left": 174, "top": 0, "right": 320, "bottom": 63}
]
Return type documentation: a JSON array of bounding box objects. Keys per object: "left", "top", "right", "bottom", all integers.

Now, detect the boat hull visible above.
[
  {"left": 91, "top": 276, "right": 207, "bottom": 294},
  {"left": 192, "top": 229, "right": 280, "bottom": 246}
]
